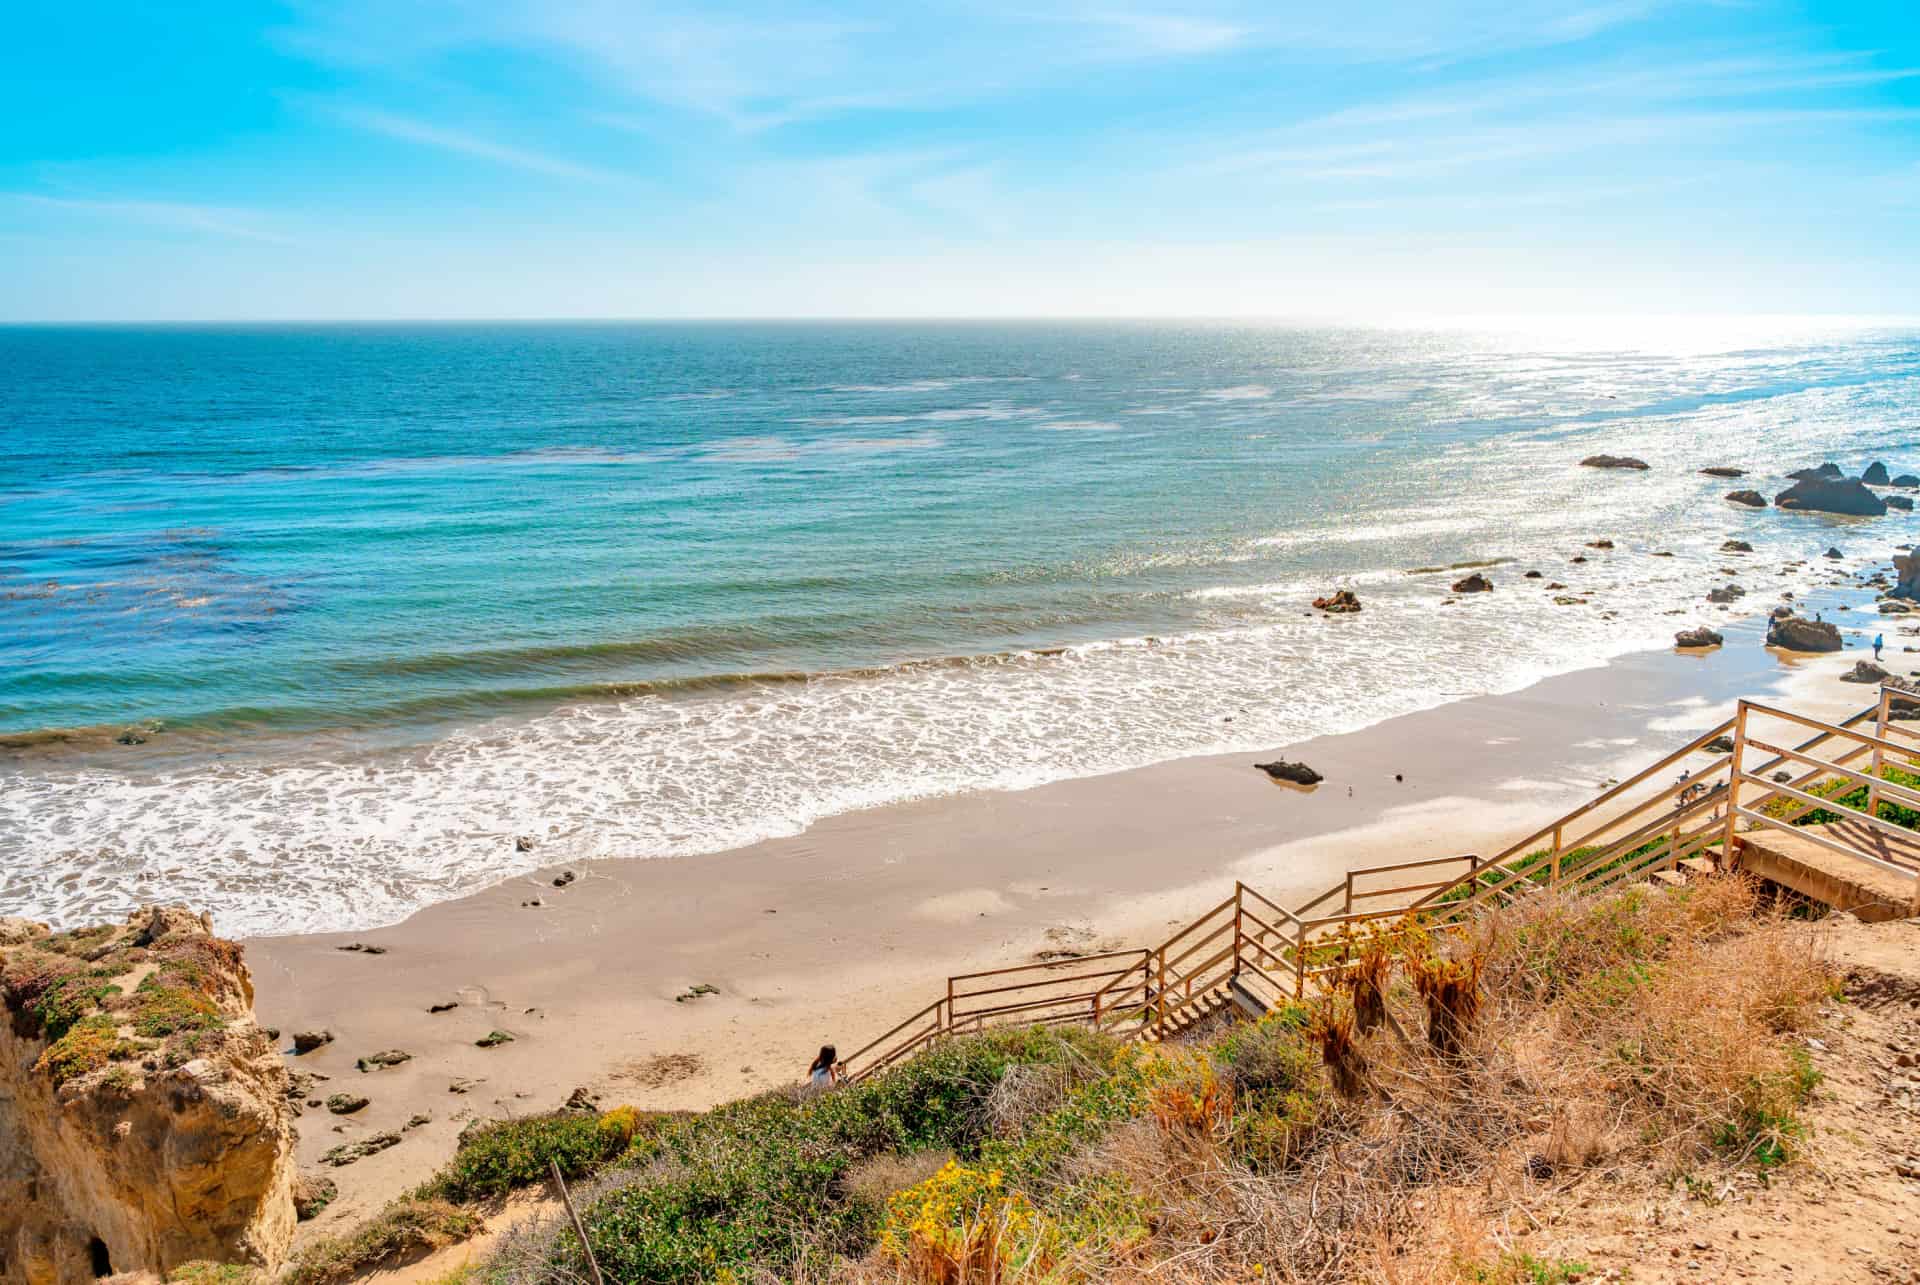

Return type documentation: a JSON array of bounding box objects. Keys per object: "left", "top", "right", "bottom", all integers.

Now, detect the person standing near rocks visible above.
[{"left": 1875, "top": 633, "right": 1885, "bottom": 661}]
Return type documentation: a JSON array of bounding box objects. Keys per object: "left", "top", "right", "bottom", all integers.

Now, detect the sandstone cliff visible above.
[{"left": 0, "top": 907, "right": 296, "bottom": 1285}]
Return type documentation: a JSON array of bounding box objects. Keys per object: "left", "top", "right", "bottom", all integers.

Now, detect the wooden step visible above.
[
  {"left": 1650, "top": 869, "right": 1688, "bottom": 888},
  {"left": 1677, "top": 857, "right": 1717, "bottom": 877}
]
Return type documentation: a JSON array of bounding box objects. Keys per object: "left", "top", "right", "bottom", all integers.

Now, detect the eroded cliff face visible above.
[{"left": 0, "top": 907, "right": 296, "bottom": 1285}]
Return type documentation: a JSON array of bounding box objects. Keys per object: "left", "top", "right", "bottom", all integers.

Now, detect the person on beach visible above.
[
  {"left": 1875, "top": 634, "right": 1885, "bottom": 660},
  {"left": 807, "top": 1045, "right": 843, "bottom": 1094}
]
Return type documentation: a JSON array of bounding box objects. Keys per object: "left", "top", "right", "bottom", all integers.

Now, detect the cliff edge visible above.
[{"left": 0, "top": 907, "right": 296, "bottom": 1285}]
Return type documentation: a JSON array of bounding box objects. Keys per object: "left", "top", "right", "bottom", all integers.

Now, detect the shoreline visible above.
[{"left": 248, "top": 583, "right": 1907, "bottom": 1232}]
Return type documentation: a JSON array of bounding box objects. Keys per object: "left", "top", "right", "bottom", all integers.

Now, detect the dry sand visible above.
[{"left": 250, "top": 601, "right": 1911, "bottom": 1234}]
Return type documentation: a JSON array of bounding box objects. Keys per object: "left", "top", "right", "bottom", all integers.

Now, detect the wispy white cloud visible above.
[
  {"left": 3, "top": 193, "right": 297, "bottom": 245},
  {"left": 333, "top": 106, "right": 625, "bottom": 182}
]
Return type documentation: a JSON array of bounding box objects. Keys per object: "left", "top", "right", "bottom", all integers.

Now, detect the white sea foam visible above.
[{"left": 0, "top": 519, "right": 1850, "bottom": 936}]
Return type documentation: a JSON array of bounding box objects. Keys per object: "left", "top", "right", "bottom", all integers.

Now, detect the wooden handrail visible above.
[{"left": 844, "top": 692, "right": 1909, "bottom": 1081}]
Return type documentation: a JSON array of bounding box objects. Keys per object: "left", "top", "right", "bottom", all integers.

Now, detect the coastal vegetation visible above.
[{"left": 344, "top": 873, "right": 1836, "bottom": 1284}]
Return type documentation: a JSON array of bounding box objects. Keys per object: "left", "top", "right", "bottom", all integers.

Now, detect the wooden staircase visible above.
[{"left": 839, "top": 685, "right": 1920, "bottom": 1083}]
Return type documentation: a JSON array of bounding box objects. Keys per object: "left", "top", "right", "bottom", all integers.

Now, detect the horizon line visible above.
[{"left": 6, "top": 310, "right": 1920, "bottom": 328}]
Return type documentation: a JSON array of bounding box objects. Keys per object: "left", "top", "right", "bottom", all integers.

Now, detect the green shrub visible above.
[
  {"left": 129, "top": 975, "right": 224, "bottom": 1038},
  {"left": 572, "top": 1027, "right": 1116, "bottom": 1285},
  {"left": 426, "top": 1108, "right": 647, "bottom": 1202},
  {"left": 1766, "top": 763, "right": 1920, "bottom": 830},
  {"left": 32, "top": 975, "right": 122, "bottom": 1042},
  {"left": 34, "top": 1016, "right": 137, "bottom": 1087}
]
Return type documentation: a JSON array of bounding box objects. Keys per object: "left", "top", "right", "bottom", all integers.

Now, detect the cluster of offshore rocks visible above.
[{"left": 1581, "top": 453, "right": 1917, "bottom": 516}]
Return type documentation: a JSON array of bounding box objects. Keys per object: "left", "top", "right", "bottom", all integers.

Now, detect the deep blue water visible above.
[{"left": 3, "top": 319, "right": 1917, "bottom": 931}]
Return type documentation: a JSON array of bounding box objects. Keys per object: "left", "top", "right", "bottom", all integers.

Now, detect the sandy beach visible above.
[{"left": 248, "top": 577, "right": 1910, "bottom": 1234}]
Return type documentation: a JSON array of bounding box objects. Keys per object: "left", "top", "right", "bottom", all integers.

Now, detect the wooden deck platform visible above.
[{"left": 1737, "top": 820, "right": 1920, "bottom": 922}]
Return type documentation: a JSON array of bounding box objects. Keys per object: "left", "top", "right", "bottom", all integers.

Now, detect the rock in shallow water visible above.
[
  {"left": 1766, "top": 615, "right": 1842, "bottom": 653},
  {"left": 1725, "top": 490, "right": 1767, "bottom": 507},
  {"left": 1580, "top": 454, "right": 1650, "bottom": 470},
  {"left": 1775, "top": 476, "right": 1888, "bottom": 516},
  {"left": 1675, "top": 627, "right": 1724, "bottom": 647}
]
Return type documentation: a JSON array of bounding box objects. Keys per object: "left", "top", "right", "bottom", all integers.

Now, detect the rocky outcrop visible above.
[
  {"left": 1786, "top": 463, "right": 1844, "bottom": 482},
  {"left": 1580, "top": 454, "right": 1649, "bottom": 470},
  {"left": 1451, "top": 572, "right": 1493, "bottom": 593},
  {"left": 1894, "top": 474, "right": 1920, "bottom": 489},
  {"left": 0, "top": 907, "right": 297, "bottom": 1285},
  {"left": 1774, "top": 476, "right": 1888, "bottom": 516},
  {"left": 1893, "top": 552, "right": 1920, "bottom": 601},
  {"left": 1699, "top": 466, "right": 1745, "bottom": 478},
  {"left": 1255, "top": 760, "right": 1323, "bottom": 786},
  {"left": 1888, "top": 495, "right": 1913, "bottom": 512},
  {"left": 1312, "top": 589, "right": 1361, "bottom": 613},
  {"left": 1725, "top": 489, "right": 1767, "bottom": 507},
  {"left": 1721, "top": 540, "right": 1753, "bottom": 552},
  {"left": 1766, "top": 615, "right": 1843, "bottom": 653},
  {"left": 1863, "top": 461, "right": 1891, "bottom": 486},
  {"left": 1842, "top": 660, "right": 1892, "bottom": 684},
  {"left": 1675, "top": 627, "right": 1724, "bottom": 647}
]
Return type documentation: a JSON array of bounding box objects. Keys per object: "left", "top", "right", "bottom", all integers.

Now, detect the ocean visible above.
[{"left": 3, "top": 318, "right": 1916, "bottom": 934}]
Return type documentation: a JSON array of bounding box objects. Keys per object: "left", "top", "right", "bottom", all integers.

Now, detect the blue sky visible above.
[{"left": 3, "top": 1, "right": 1918, "bottom": 320}]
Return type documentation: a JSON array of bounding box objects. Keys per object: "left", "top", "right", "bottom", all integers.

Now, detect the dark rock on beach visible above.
[
  {"left": 1725, "top": 490, "right": 1766, "bottom": 507},
  {"left": 355, "top": 1049, "right": 412, "bottom": 1072},
  {"left": 1766, "top": 615, "right": 1842, "bottom": 653},
  {"left": 552, "top": 870, "right": 576, "bottom": 888},
  {"left": 1888, "top": 495, "right": 1914, "bottom": 512},
  {"left": 476, "top": 1030, "right": 515, "bottom": 1048},
  {"left": 1721, "top": 540, "right": 1752, "bottom": 552},
  {"left": 293, "top": 1030, "right": 334, "bottom": 1053},
  {"left": 1523, "top": 570, "right": 1543, "bottom": 579},
  {"left": 1894, "top": 474, "right": 1920, "bottom": 489},
  {"left": 1786, "top": 462, "right": 1844, "bottom": 482},
  {"left": 1705, "top": 584, "right": 1744, "bottom": 604},
  {"left": 1580, "top": 454, "right": 1650, "bottom": 470},
  {"left": 1255, "top": 759, "right": 1323, "bottom": 786},
  {"left": 1776, "top": 476, "right": 1887, "bottom": 516},
  {"left": 1842, "top": 660, "right": 1892, "bottom": 684},
  {"left": 1825, "top": 547, "right": 1844, "bottom": 559},
  {"left": 1675, "top": 627, "right": 1724, "bottom": 647},
  {"left": 514, "top": 835, "right": 536, "bottom": 852},
  {"left": 1863, "top": 461, "right": 1891, "bottom": 485},
  {"left": 1700, "top": 466, "right": 1745, "bottom": 478},
  {"left": 1451, "top": 572, "right": 1493, "bottom": 593},
  {"left": 325, "top": 1093, "right": 369, "bottom": 1115},
  {"left": 1704, "top": 735, "right": 1735, "bottom": 754}
]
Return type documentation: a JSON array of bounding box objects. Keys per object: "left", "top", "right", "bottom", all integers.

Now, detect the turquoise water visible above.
[{"left": 3, "top": 319, "right": 1917, "bottom": 932}]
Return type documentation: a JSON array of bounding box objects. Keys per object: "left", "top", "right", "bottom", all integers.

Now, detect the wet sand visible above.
[{"left": 246, "top": 589, "right": 1912, "bottom": 1234}]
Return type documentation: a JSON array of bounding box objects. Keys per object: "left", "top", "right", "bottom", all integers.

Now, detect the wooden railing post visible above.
[
  {"left": 1155, "top": 948, "right": 1168, "bottom": 1038},
  {"left": 1869, "top": 684, "right": 1890, "bottom": 820},
  {"left": 1550, "top": 825, "right": 1563, "bottom": 889},
  {"left": 1343, "top": 872, "right": 1353, "bottom": 917},
  {"left": 1232, "top": 883, "right": 1244, "bottom": 981},
  {"left": 1293, "top": 920, "right": 1306, "bottom": 999},
  {"left": 1721, "top": 702, "right": 1749, "bottom": 864}
]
